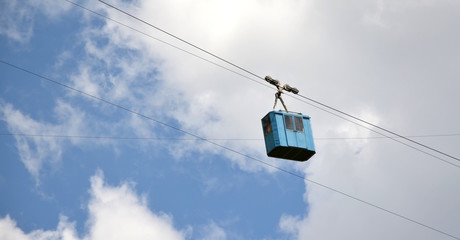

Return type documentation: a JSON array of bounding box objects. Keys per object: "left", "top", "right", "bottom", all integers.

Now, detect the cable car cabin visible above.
[{"left": 261, "top": 111, "right": 316, "bottom": 161}]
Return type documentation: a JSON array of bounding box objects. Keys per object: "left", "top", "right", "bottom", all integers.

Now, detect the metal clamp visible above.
[{"left": 265, "top": 76, "right": 299, "bottom": 112}]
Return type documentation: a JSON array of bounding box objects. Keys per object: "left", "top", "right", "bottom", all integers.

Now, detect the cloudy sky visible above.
[{"left": 1, "top": 0, "right": 460, "bottom": 239}]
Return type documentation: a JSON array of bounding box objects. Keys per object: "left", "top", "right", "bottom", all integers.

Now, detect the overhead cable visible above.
[
  {"left": 1, "top": 59, "right": 459, "bottom": 240},
  {"left": 97, "top": 0, "right": 264, "bottom": 81},
  {"left": 63, "top": 0, "right": 459, "bottom": 166},
  {"left": 297, "top": 92, "right": 460, "bottom": 162},
  {"left": 2, "top": 132, "right": 459, "bottom": 141},
  {"left": 62, "top": 0, "right": 268, "bottom": 89},
  {"left": 95, "top": 0, "right": 460, "bottom": 164}
]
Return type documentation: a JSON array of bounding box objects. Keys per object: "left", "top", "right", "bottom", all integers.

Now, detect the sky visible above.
[{"left": 1, "top": 0, "right": 460, "bottom": 239}]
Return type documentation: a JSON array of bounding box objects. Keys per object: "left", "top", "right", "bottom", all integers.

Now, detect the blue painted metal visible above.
[{"left": 261, "top": 111, "right": 315, "bottom": 161}]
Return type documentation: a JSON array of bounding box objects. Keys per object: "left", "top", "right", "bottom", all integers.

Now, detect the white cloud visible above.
[
  {"left": 0, "top": 215, "right": 29, "bottom": 240},
  {"left": 278, "top": 119, "right": 460, "bottom": 239},
  {"left": 362, "top": 0, "right": 388, "bottom": 28},
  {"left": 0, "top": 215, "right": 78, "bottom": 240},
  {"left": 84, "top": 170, "right": 185, "bottom": 240},
  {"left": 69, "top": 66, "right": 102, "bottom": 98},
  {"left": 12, "top": 0, "right": 458, "bottom": 238},
  {"left": 269, "top": 0, "right": 460, "bottom": 236},
  {"left": 65, "top": 0, "right": 317, "bottom": 173},
  {"left": 278, "top": 214, "right": 301, "bottom": 239},
  {"left": 28, "top": 0, "right": 71, "bottom": 19},
  {"left": 0, "top": 170, "right": 185, "bottom": 240},
  {"left": 197, "top": 221, "right": 227, "bottom": 240},
  {"left": 0, "top": 100, "right": 86, "bottom": 183},
  {"left": 0, "top": 0, "right": 33, "bottom": 43},
  {"left": 0, "top": 0, "right": 71, "bottom": 43}
]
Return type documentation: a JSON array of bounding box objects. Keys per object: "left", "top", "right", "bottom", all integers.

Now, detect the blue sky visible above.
[{"left": 1, "top": 0, "right": 460, "bottom": 239}]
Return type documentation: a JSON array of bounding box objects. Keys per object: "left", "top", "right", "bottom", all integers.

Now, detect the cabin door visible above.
[{"left": 284, "top": 115, "right": 297, "bottom": 147}]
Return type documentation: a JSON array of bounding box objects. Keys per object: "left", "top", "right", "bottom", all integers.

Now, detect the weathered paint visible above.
[{"left": 261, "top": 111, "right": 316, "bottom": 161}]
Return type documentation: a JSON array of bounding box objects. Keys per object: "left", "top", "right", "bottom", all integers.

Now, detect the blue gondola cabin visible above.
[{"left": 261, "top": 111, "right": 316, "bottom": 161}]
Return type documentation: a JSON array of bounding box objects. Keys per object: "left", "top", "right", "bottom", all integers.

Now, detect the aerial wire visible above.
[
  {"left": 5, "top": 0, "right": 456, "bottom": 237},
  {"left": 1, "top": 59, "right": 459, "bottom": 240},
  {"left": 62, "top": 0, "right": 459, "bottom": 166},
  {"left": 65, "top": 0, "right": 460, "bottom": 168},
  {"left": 296, "top": 92, "right": 460, "bottom": 162},
  {"left": 97, "top": 0, "right": 264, "bottom": 81},
  {"left": 94, "top": 0, "right": 460, "bottom": 163},
  {"left": 7, "top": 0, "right": 459, "bottom": 237},
  {"left": 4, "top": 126, "right": 459, "bottom": 168},
  {"left": 1, "top": 132, "right": 459, "bottom": 141},
  {"left": 62, "top": 0, "right": 267, "bottom": 89}
]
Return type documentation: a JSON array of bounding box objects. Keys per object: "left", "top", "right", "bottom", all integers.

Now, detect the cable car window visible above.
[
  {"left": 294, "top": 116, "right": 304, "bottom": 132},
  {"left": 284, "top": 115, "right": 294, "bottom": 130},
  {"left": 262, "top": 115, "right": 272, "bottom": 135}
]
